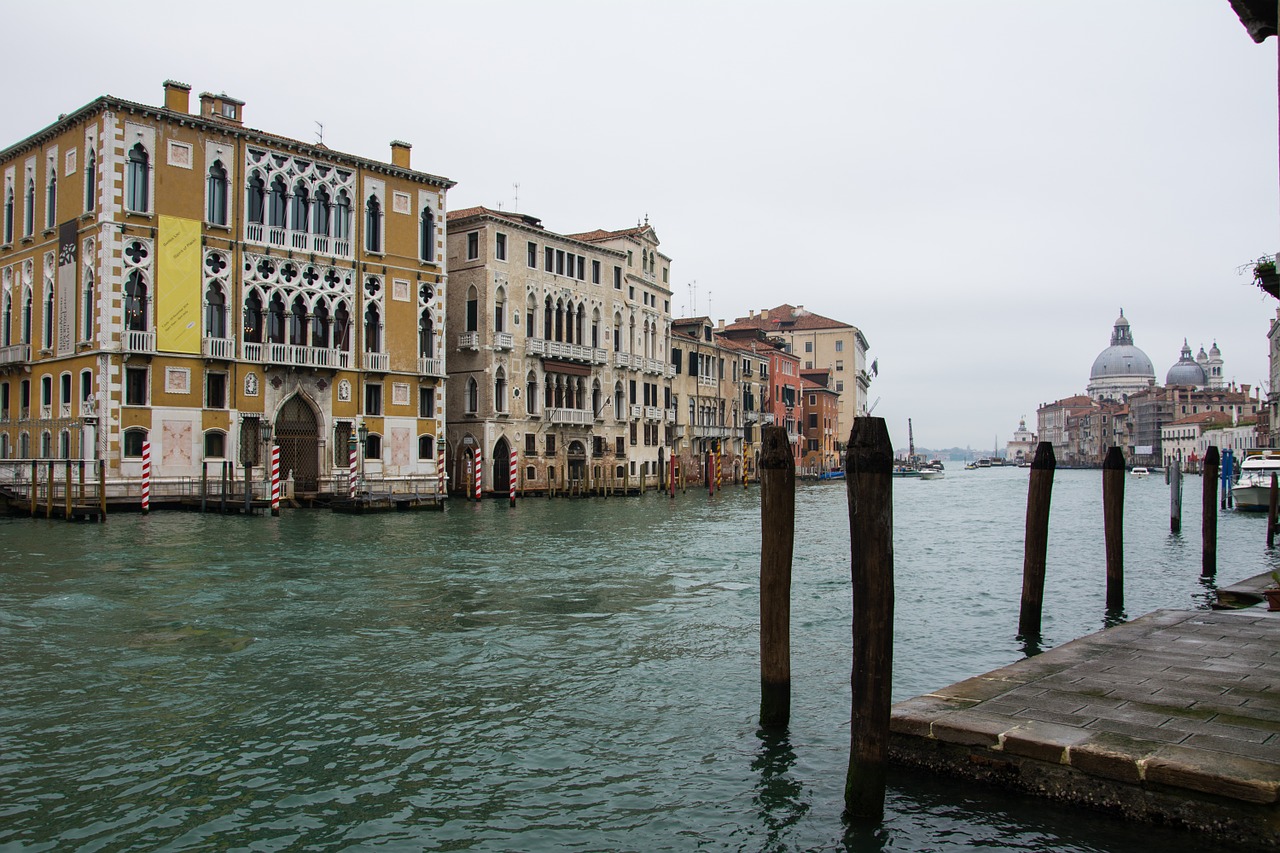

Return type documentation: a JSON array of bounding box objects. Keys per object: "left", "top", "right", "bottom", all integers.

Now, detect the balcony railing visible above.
[
  {"left": 644, "top": 406, "right": 663, "bottom": 421},
  {"left": 697, "top": 375, "right": 718, "bottom": 387},
  {"left": 242, "top": 341, "right": 264, "bottom": 362},
  {"left": 546, "top": 408, "right": 593, "bottom": 426},
  {"left": 418, "top": 356, "right": 445, "bottom": 377},
  {"left": 527, "top": 337, "right": 601, "bottom": 364},
  {"left": 630, "top": 405, "right": 642, "bottom": 419},
  {"left": 458, "top": 332, "right": 480, "bottom": 350},
  {"left": 761, "top": 413, "right": 777, "bottom": 425},
  {"left": 642, "top": 358, "right": 666, "bottom": 376},
  {"left": 40, "top": 405, "right": 52, "bottom": 420},
  {"left": 59, "top": 403, "right": 71, "bottom": 419},
  {"left": 124, "top": 329, "right": 156, "bottom": 353},
  {"left": 494, "top": 332, "right": 514, "bottom": 351},
  {"left": 245, "top": 222, "right": 352, "bottom": 260},
  {"left": 665, "top": 407, "right": 676, "bottom": 424},
  {"left": 203, "top": 337, "right": 235, "bottom": 360},
  {"left": 0, "top": 344, "right": 29, "bottom": 365},
  {"left": 363, "top": 351, "right": 389, "bottom": 372}
]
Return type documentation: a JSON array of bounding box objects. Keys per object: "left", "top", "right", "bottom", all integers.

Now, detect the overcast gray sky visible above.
[{"left": 5, "top": 1, "right": 1277, "bottom": 452}]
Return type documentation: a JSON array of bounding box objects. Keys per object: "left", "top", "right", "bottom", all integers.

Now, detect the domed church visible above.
[
  {"left": 1087, "top": 310, "right": 1156, "bottom": 402},
  {"left": 1165, "top": 340, "right": 1208, "bottom": 387}
]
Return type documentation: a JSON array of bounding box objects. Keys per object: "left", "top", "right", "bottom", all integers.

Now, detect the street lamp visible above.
[
  {"left": 357, "top": 421, "right": 369, "bottom": 493},
  {"left": 261, "top": 419, "right": 274, "bottom": 498}
]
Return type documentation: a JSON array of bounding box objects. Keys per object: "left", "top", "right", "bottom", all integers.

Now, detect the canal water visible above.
[{"left": 0, "top": 467, "right": 1272, "bottom": 851}]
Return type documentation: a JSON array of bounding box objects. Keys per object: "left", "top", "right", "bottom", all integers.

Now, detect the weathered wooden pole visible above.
[
  {"left": 1170, "top": 459, "right": 1182, "bottom": 535},
  {"left": 1102, "top": 446, "right": 1124, "bottom": 612},
  {"left": 64, "top": 461, "right": 72, "bottom": 520},
  {"left": 29, "top": 460, "right": 37, "bottom": 516},
  {"left": 98, "top": 460, "right": 107, "bottom": 519},
  {"left": 1268, "top": 473, "right": 1278, "bottom": 548},
  {"left": 201, "top": 461, "right": 209, "bottom": 513},
  {"left": 844, "top": 417, "right": 894, "bottom": 821},
  {"left": 759, "top": 426, "right": 794, "bottom": 728},
  {"left": 1202, "top": 445, "right": 1219, "bottom": 577},
  {"left": 220, "top": 461, "right": 228, "bottom": 514},
  {"left": 1018, "top": 442, "right": 1056, "bottom": 639},
  {"left": 46, "top": 460, "right": 54, "bottom": 518}
]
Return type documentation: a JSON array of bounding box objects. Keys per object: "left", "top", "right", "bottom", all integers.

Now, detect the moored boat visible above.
[
  {"left": 1131, "top": 467, "right": 1150, "bottom": 478},
  {"left": 1231, "top": 451, "right": 1280, "bottom": 511}
]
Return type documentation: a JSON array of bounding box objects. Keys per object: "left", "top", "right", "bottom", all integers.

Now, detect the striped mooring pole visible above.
[
  {"left": 348, "top": 435, "right": 358, "bottom": 500},
  {"left": 717, "top": 452, "right": 722, "bottom": 491},
  {"left": 509, "top": 448, "right": 518, "bottom": 507},
  {"left": 474, "top": 451, "right": 483, "bottom": 502},
  {"left": 270, "top": 444, "right": 281, "bottom": 516},
  {"left": 140, "top": 439, "right": 151, "bottom": 513},
  {"left": 438, "top": 445, "right": 446, "bottom": 498}
]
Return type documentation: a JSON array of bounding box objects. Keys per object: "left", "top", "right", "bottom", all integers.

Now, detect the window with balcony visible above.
[
  {"left": 466, "top": 286, "right": 478, "bottom": 332},
  {"left": 291, "top": 181, "right": 310, "bottom": 234},
  {"left": 124, "top": 272, "right": 147, "bottom": 332},
  {"left": 268, "top": 177, "right": 287, "bottom": 228},
  {"left": 247, "top": 173, "right": 265, "bottom": 225},
  {"left": 364, "top": 303, "right": 381, "bottom": 352},
  {"left": 125, "top": 144, "right": 149, "bottom": 213},
  {"left": 205, "top": 282, "right": 226, "bottom": 339},
  {"left": 244, "top": 291, "right": 264, "bottom": 343},
  {"left": 289, "top": 296, "right": 308, "bottom": 345},
  {"left": 334, "top": 190, "right": 351, "bottom": 241},
  {"left": 494, "top": 289, "right": 505, "bottom": 333},
  {"left": 314, "top": 186, "right": 331, "bottom": 236},
  {"left": 268, "top": 294, "right": 286, "bottom": 344},
  {"left": 419, "top": 309, "right": 435, "bottom": 356}
]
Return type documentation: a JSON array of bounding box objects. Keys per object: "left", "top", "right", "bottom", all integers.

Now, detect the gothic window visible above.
[
  {"left": 84, "top": 150, "right": 96, "bottom": 212},
  {"left": 267, "top": 293, "right": 285, "bottom": 344},
  {"left": 126, "top": 144, "right": 149, "bottom": 213},
  {"left": 23, "top": 178, "right": 34, "bottom": 236},
  {"left": 465, "top": 377, "right": 478, "bottom": 413},
  {"left": 365, "top": 195, "right": 382, "bottom": 252},
  {"left": 21, "top": 289, "right": 31, "bottom": 344},
  {"left": 289, "top": 295, "right": 308, "bottom": 345},
  {"left": 42, "top": 285, "right": 53, "bottom": 347},
  {"left": 243, "top": 291, "right": 263, "bottom": 343},
  {"left": 312, "top": 301, "right": 330, "bottom": 348},
  {"left": 420, "top": 207, "right": 434, "bottom": 262},
  {"left": 544, "top": 296, "right": 553, "bottom": 339},
  {"left": 334, "top": 302, "right": 351, "bottom": 349},
  {"left": 205, "top": 282, "right": 226, "bottom": 338},
  {"left": 418, "top": 309, "right": 434, "bottom": 356},
  {"left": 526, "top": 371, "right": 538, "bottom": 414},
  {"left": 247, "top": 172, "right": 266, "bottom": 224},
  {"left": 313, "top": 186, "right": 331, "bottom": 236},
  {"left": 207, "top": 161, "right": 228, "bottom": 225},
  {"left": 124, "top": 272, "right": 147, "bottom": 331},
  {"left": 334, "top": 190, "right": 351, "bottom": 240},
  {"left": 267, "top": 176, "right": 286, "bottom": 228},
  {"left": 45, "top": 173, "right": 55, "bottom": 229},
  {"left": 291, "top": 181, "right": 310, "bottom": 232},
  {"left": 526, "top": 295, "right": 536, "bottom": 337},
  {"left": 1, "top": 292, "right": 9, "bottom": 346},
  {"left": 494, "top": 368, "right": 507, "bottom": 413},
  {"left": 364, "top": 302, "right": 381, "bottom": 352},
  {"left": 3, "top": 187, "right": 12, "bottom": 243},
  {"left": 494, "top": 287, "right": 505, "bottom": 333}
]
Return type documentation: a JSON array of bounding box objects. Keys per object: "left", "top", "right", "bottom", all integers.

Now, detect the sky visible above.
[{"left": 3, "top": 1, "right": 1277, "bottom": 452}]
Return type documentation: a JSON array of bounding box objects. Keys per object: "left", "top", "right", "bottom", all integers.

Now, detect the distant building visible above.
[
  {"left": 1005, "top": 416, "right": 1037, "bottom": 463},
  {"left": 800, "top": 375, "right": 840, "bottom": 473},
  {"left": 1087, "top": 311, "right": 1155, "bottom": 402}
]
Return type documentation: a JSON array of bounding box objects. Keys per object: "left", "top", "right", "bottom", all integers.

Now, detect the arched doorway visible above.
[
  {"left": 275, "top": 394, "right": 320, "bottom": 491},
  {"left": 492, "top": 437, "right": 511, "bottom": 494},
  {"left": 567, "top": 440, "right": 586, "bottom": 484}
]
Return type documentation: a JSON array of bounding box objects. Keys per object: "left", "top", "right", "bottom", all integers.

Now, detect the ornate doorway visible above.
[
  {"left": 274, "top": 394, "right": 320, "bottom": 492},
  {"left": 567, "top": 440, "right": 586, "bottom": 482},
  {"left": 492, "top": 437, "right": 511, "bottom": 494}
]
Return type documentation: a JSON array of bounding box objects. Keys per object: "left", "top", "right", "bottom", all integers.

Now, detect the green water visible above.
[{"left": 0, "top": 469, "right": 1266, "bottom": 851}]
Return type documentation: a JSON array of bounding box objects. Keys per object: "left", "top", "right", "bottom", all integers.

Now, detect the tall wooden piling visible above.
[
  {"left": 64, "top": 461, "right": 72, "bottom": 520},
  {"left": 1268, "top": 473, "right": 1278, "bottom": 548},
  {"left": 1102, "top": 446, "right": 1124, "bottom": 612},
  {"left": 46, "top": 460, "right": 54, "bottom": 518},
  {"left": 201, "top": 462, "right": 209, "bottom": 513},
  {"left": 99, "top": 460, "right": 107, "bottom": 518},
  {"left": 844, "top": 417, "right": 894, "bottom": 821},
  {"left": 30, "top": 460, "right": 37, "bottom": 516},
  {"left": 1170, "top": 460, "right": 1182, "bottom": 535},
  {"left": 759, "top": 426, "right": 794, "bottom": 728},
  {"left": 1018, "top": 442, "right": 1057, "bottom": 639},
  {"left": 1202, "top": 445, "right": 1219, "bottom": 577}
]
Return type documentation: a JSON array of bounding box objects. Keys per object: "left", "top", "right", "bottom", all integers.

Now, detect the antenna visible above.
[
  {"left": 315, "top": 122, "right": 324, "bottom": 145},
  {"left": 690, "top": 280, "right": 698, "bottom": 317},
  {"left": 707, "top": 290, "right": 712, "bottom": 320},
  {"left": 513, "top": 182, "right": 520, "bottom": 213}
]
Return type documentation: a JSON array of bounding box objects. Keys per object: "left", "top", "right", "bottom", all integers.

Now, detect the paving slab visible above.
[{"left": 890, "top": 600, "right": 1280, "bottom": 849}]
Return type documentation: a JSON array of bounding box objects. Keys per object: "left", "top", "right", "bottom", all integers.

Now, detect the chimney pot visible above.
[
  {"left": 390, "top": 140, "right": 412, "bottom": 169},
  {"left": 163, "top": 80, "right": 191, "bottom": 114}
]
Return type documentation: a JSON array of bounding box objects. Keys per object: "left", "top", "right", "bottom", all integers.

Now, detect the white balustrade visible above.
[
  {"left": 203, "top": 337, "right": 235, "bottom": 359},
  {"left": 418, "top": 356, "right": 445, "bottom": 377},
  {"left": 124, "top": 329, "right": 156, "bottom": 353}
]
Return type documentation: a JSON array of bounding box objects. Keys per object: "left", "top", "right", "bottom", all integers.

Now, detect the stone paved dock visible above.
[{"left": 890, "top": 602, "right": 1280, "bottom": 849}]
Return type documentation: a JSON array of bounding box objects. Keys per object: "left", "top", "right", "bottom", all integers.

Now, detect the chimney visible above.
[
  {"left": 198, "top": 91, "right": 245, "bottom": 126},
  {"left": 390, "top": 140, "right": 411, "bottom": 169},
  {"left": 163, "top": 80, "right": 191, "bottom": 114},
  {"left": 748, "top": 309, "right": 755, "bottom": 319},
  {"left": 760, "top": 309, "right": 770, "bottom": 320}
]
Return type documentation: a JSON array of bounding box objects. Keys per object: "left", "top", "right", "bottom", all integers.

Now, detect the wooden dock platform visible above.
[{"left": 889, "top": 593, "right": 1280, "bottom": 848}]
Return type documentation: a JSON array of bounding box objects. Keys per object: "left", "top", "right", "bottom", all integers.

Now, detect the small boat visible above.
[
  {"left": 893, "top": 466, "right": 924, "bottom": 479},
  {"left": 1231, "top": 451, "right": 1280, "bottom": 511},
  {"left": 919, "top": 469, "right": 944, "bottom": 480},
  {"left": 817, "top": 470, "right": 845, "bottom": 481},
  {"left": 1130, "top": 467, "right": 1150, "bottom": 478},
  {"left": 977, "top": 459, "right": 992, "bottom": 468}
]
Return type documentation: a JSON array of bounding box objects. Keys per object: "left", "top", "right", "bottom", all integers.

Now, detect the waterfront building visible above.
[
  {"left": 1129, "top": 384, "right": 1260, "bottom": 467},
  {"left": 717, "top": 334, "right": 771, "bottom": 478},
  {"left": 1036, "top": 395, "right": 1096, "bottom": 462},
  {"left": 718, "top": 322, "right": 802, "bottom": 467},
  {"left": 1004, "top": 416, "right": 1037, "bottom": 463},
  {"left": 1195, "top": 419, "right": 1260, "bottom": 463},
  {"left": 443, "top": 207, "right": 672, "bottom": 494},
  {"left": 0, "top": 81, "right": 451, "bottom": 495},
  {"left": 800, "top": 375, "right": 840, "bottom": 473},
  {"left": 670, "top": 316, "right": 746, "bottom": 482},
  {"left": 1087, "top": 310, "right": 1156, "bottom": 402},
  {"left": 723, "top": 304, "right": 870, "bottom": 444},
  {"left": 1161, "top": 412, "right": 1228, "bottom": 471}
]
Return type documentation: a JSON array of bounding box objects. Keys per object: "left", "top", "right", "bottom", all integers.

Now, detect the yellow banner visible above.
[{"left": 156, "top": 215, "right": 202, "bottom": 355}]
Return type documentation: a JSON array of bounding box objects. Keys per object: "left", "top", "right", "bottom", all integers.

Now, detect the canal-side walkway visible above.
[{"left": 890, "top": 592, "right": 1280, "bottom": 849}]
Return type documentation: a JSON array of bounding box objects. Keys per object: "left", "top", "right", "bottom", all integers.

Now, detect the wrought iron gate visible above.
[{"left": 274, "top": 395, "right": 320, "bottom": 492}]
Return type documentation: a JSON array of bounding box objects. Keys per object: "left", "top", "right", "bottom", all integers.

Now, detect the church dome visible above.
[
  {"left": 1089, "top": 311, "right": 1155, "bottom": 382},
  {"left": 1166, "top": 339, "right": 1208, "bottom": 386}
]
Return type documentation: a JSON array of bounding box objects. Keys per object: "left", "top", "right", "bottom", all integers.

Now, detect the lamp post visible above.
[
  {"left": 261, "top": 419, "right": 274, "bottom": 514},
  {"left": 239, "top": 414, "right": 255, "bottom": 514},
  {"left": 357, "top": 421, "right": 369, "bottom": 495}
]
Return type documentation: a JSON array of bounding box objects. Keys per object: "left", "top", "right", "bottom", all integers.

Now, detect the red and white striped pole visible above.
[
  {"left": 509, "top": 447, "right": 518, "bottom": 507},
  {"left": 437, "top": 444, "right": 446, "bottom": 499},
  {"left": 474, "top": 451, "right": 483, "bottom": 502},
  {"left": 348, "top": 435, "right": 358, "bottom": 500},
  {"left": 717, "top": 452, "right": 722, "bottom": 492},
  {"left": 140, "top": 439, "right": 151, "bottom": 513},
  {"left": 270, "top": 444, "right": 281, "bottom": 516}
]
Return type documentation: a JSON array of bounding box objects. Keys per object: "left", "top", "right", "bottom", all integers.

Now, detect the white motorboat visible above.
[
  {"left": 1130, "top": 467, "right": 1150, "bottom": 478},
  {"left": 1231, "top": 451, "right": 1280, "bottom": 511}
]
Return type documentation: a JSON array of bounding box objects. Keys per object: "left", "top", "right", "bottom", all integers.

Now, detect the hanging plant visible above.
[{"left": 1254, "top": 256, "right": 1279, "bottom": 298}]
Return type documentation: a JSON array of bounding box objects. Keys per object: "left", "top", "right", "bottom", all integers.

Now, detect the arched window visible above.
[
  {"left": 81, "top": 270, "right": 94, "bottom": 341},
  {"left": 312, "top": 300, "right": 330, "bottom": 348},
  {"left": 207, "top": 161, "right": 228, "bottom": 225},
  {"left": 126, "top": 144, "right": 149, "bottom": 213},
  {"left": 613, "top": 313, "right": 622, "bottom": 352},
  {"left": 45, "top": 174, "right": 56, "bottom": 229},
  {"left": 365, "top": 195, "right": 382, "bottom": 252},
  {"left": 204, "top": 430, "right": 226, "bottom": 458},
  {"left": 1, "top": 292, "right": 9, "bottom": 346},
  {"left": 420, "top": 207, "right": 435, "bottom": 262},
  {"left": 267, "top": 293, "right": 286, "bottom": 344},
  {"left": 84, "top": 150, "right": 96, "bottom": 213},
  {"left": 21, "top": 290, "right": 32, "bottom": 344},
  {"left": 465, "top": 286, "right": 478, "bottom": 332},
  {"left": 124, "top": 272, "right": 147, "bottom": 331},
  {"left": 334, "top": 302, "right": 351, "bottom": 349},
  {"left": 364, "top": 303, "right": 381, "bottom": 352},
  {"left": 3, "top": 187, "right": 12, "bottom": 243},
  {"left": 554, "top": 299, "right": 564, "bottom": 342},
  {"left": 494, "top": 287, "right": 505, "bottom": 333},
  {"left": 576, "top": 304, "right": 585, "bottom": 345},
  {"left": 23, "top": 178, "right": 35, "bottom": 236},
  {"left": 18, "top": 431, "right": 29, "bottom": 459},
  {"left": 526, "top": 295, "right": 536, "bottom": 338},
  {"left": 333, "top": 190, "right": 351, "bottom": 240},
  {"left": 543, "top": 295, "right": 553, "bottom": 339},
  {"left": 614, "top": 382, "right": 625, "bottom": 419},
  {"left": 0, "top": 434, "right": 8, "bottom": 459},
  {"left": 205, "top": 282, "right": 226, "bottom": 338},
  {"left": 418, "top": 309, "right": 434, "bottom": 356},
  {"left": 291, "top": 181, "right": 310, "bottom": 233},
  {"left": 592, "top": 309, "right": 601, "bottom": 349},
  {"left": 465, "top": 377, "right": 479, "bottom": 413},
  {"left": 526, "top": 371, "right": 538, "bottom": 414},
  {"left": 313, "top": 186, "right": 331, "bottom": 236},
  {"left": 43, "top": 285, "right": 53, "bottom": 346},
  {"left": 59, "top": 430, "right": 70, "bottom": 459},
  {"left": 289, "top": 295, "right": 308, "bottom": 345},
  {"left": 244, "top": 291, "right": 264, "bottom": 343},
  {"left": 365, "top": 433, "right": 383, "bottom": 461},
  {"left": 592, "top": 382, "right": 601, "bottom": 416},
  {"left": 494, "top": 367, "right": 507, "bottom": 413},
  {"left": 247, "top": 172, "right": 265, "bottom": 225},
  {"left": 267, "top": 176, "right": 287, "bottom": 228},
  {"left": 123, "top": 427, "right": 147, "bottom": 458},
  {"left": 40, "top": 430, "right": 51, "bottom": 459},
  {"left": 418, "top": 434, "right": 435, "bottom": 460}
]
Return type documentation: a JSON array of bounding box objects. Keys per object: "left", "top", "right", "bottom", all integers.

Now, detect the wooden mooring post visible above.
[
  {"left": 844, "top": 417, "right": 894, "bottom": 821},
  {"left": 759, "top": 426, "right": 794, "bottom": 729},
  {"left": 1268, "top": 473, "right": 1278, "bottom": 548},
  {"left": 98, "top": 460, "right": 107, "bottom": 519},
  {"left": 1018, "top": 442, "right": 1056, "bottom": 639},
  {"left": 1169, "top": 460, "right": 1182, "bottom": 535},
  {"left": 1102, "top": 446, "right": 1124, "bottom": 612},
  {"left": 1203, "top": 445, "right": 1219, "bottom": 577}
]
